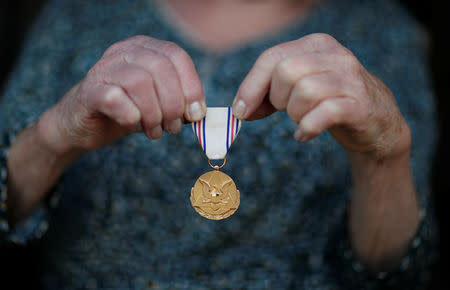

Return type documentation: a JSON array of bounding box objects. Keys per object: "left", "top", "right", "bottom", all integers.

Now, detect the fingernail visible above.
[
  {"left": 167, "top": 118, "right": 183, "bottom": 133},
  {"left": 233, "top": 100, "right": 247, "bottom": 119},
  {"left": 147, "top": 125, "right": 162, "bottom": 139},
  {"left": 188, "top": 101, "right": 203, "bottom": 121},
  {"left": 294, "top": 126, "right": 304, "bottom": 141}
]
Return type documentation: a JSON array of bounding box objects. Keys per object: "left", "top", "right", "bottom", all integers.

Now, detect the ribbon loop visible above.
[{"left": 192, "top": 107, "right": 242, "bottom": 160}]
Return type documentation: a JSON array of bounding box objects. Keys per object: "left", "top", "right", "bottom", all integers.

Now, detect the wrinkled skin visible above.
[{"left": 233, "top": 33, "right": 410, "bottom": 160}]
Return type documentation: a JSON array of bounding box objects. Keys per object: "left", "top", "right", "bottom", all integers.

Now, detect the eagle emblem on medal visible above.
[{"left": 190, "top": 170, "right": 240, "bottom": 220}]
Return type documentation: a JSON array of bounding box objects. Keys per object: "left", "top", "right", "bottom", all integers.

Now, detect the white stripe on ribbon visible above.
[{"left": 192, "top": 107, "right": 242, "bottom": 160}]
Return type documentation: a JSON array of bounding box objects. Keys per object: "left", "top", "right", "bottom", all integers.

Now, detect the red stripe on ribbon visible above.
[{"left": 198, "top": 119, "right": 202, "bottom": 149}]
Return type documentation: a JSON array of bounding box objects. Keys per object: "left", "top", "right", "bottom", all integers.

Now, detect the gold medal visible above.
[
  {"left": 190, "top": 107, "right": 243, "bottom": 220},
  {"left": 190, "top": 158, "right": 240, "bottom": 220}
]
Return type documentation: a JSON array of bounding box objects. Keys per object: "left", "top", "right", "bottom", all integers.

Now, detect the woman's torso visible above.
[{"left": 0, "top": 0, "right": 433, "bottom": 288}]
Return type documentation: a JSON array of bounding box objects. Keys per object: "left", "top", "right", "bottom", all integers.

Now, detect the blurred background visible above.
[{"left": 0, "top": 0, "right": 448, "bottom": 289}]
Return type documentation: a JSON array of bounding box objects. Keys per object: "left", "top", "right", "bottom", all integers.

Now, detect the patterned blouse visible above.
[{"left": 0, "top": 0, "right": 438, "bottom": 289}]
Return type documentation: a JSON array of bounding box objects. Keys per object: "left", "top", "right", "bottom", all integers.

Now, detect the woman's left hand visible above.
[{"left": 232, "top": 33, "right": 411, "bottom": 160}]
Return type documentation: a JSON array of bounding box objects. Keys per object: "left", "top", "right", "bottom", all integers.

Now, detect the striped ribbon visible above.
[{"left": 192, "top": 107, "right": 242, "bottom": 160}]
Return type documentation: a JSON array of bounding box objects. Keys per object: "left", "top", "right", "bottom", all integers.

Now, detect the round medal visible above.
[{"left": 190, "top": 170, "right": 240, "bottom": 220}]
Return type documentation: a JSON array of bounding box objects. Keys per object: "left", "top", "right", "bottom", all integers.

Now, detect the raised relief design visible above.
[{"left": 190, "top": 170, "right": 240, "bottom": 220}]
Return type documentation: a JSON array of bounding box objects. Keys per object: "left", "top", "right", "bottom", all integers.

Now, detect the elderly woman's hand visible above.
[
  {"left": 232, "top": 33, "right": 419, "bottom": 270},
  {"left": 39, "top": 35, "right": 206, "bottom": 154},
  {"left": 232, "top": 33, "right": 410, "bottom": 160}
]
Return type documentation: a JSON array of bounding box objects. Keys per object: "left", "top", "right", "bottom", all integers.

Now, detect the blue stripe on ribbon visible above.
[
  {"left": 202, "top": 116, "right": 206, "bottom": 153},
  {"left": 226, "top": 107, "right": 231, "bottom": 150},
  {"left": 236, "top": 118, "right": 239, "bottom": 135}
]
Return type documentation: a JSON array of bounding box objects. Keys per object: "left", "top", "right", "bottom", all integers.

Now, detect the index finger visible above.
[
  {"left": 105, "top": 36, "right": 206, "bottom": 122},
  {"left": 143, "top": 40, "right": 206, "bottom": 122},
  {"left": 232, "top": 33, "right": 339, "bottom": 120}
]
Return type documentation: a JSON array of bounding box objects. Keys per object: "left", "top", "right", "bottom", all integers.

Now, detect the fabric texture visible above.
[
  {"left": 0, "top": 116, "right": 56, "bottom": 245},
  {"left": 0, "top": 0, "right": 438, "bottom": 289}
]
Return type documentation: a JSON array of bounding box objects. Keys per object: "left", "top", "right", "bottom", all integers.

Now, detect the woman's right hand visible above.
[{"left": 38, "top": 35, "right": 206, "bottom": 154}]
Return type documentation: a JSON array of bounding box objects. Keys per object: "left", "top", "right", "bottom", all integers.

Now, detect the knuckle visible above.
[
  {"left": 160, "top": 40, "right": 185, "bottom": 57},
  {"left": 275, "top": 59, "right": 298, "bottom": 84},
  {"left": 103, "top": 38, "right": 135, "bottom": 56},
  {"left": 101, "top": 87, "right": 122, "bottom": 111},
  {"left": 129, "top": 35, "right": 152, "bottom": 42},
  {"left": 148, "top": 54, "right": 172, "bottom": 71},
  {"left": 341, "top": 50, "right": 360, "bottom": 71},
  {"left": 322, "top": 100, "right": 341, "bottom": 118},
  {"left": 258, "top": 46, "right": 283, "bottom": 66},
  {"left": 87, "top": 53, "right": 119, "bottom": 80},
  {"left": 307, "top": 33, "right": 339, "bottom": 47},
  {"left": 103, "top": 42, "right": 123, "bottom": 57},
  {"left": 128, "top": 48, "right": 156, "bottom": 66},
  {"left": 103, "top": 35, "right": 152, "bottom": 57},
  {"left": 339, "top": 46, "right": 356, "bottom": 59},
  {"left": 120, "top": 35, "right": 152, "bottom": 48},
  {"left": 297, "top": 78, "right": 315, "bottom": 99},
  {"left": 87, "top": 59, "right": 107, "bottom": 78},
  {"left": 124, "top": 68, "right": 150, "bottom": 88},
  {"left": 293, "top": 78, "right": 317, "bottom": 106}
]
